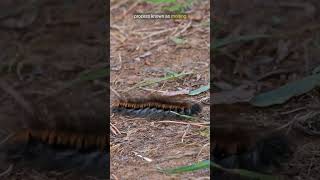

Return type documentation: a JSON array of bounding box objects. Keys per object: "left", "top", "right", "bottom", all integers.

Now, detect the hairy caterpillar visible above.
[
  {"left": 0, "top": 115, "right": 108, "bottom": 178},
  {"left": 213, "top": 122, "right": 293, "bottom": 178},
  {"left": 112, "top": 95, "right": 202, "bottom": 119},
  {"left": 6, "top": 129, "right": 106, "bottom": 152}
]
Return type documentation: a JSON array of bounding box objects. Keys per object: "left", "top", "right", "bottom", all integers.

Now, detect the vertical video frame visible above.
[{"left": 110, "top": 0, "right": 210, "bottom": 179}]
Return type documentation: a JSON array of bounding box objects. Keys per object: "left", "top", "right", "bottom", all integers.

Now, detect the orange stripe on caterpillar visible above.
[
  {"left": 8, "top": 129, "right": 106, "bottom": 152},
  {"left": 1, "top": 129, "right": 108, "bottom": 178}
]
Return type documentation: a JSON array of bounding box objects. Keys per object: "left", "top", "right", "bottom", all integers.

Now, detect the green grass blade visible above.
[
  {"left": 160, "top": 159, "right": 280, "bottom": 180},
  {"left": 189, "top": 84, "right": 209, "bottom": 95},
  {"left": 160, "top": 160, "right": 210, "bottom": 174},
  {"left": 169, "top": 111, "right": 195, "bottom": 120}
]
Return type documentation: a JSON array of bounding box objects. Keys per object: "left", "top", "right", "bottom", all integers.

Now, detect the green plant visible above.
[{"left": 144, "top": 0, "right": 195, "bottom": 13}]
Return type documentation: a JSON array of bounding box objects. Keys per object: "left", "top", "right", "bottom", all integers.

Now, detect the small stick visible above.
[
  {"left": 197, "top": 143, "right": 210, "bottom": 159},
  {"left": 110, "top": 127, "right": 117, "bottom": 135},
  {"left": 181, "top": 124, "right": 190, "bottom": 143},
  {"left": 156, "top": 121, "right": 209, "bottom": 127},
  {"left": 110, "top": 123, "right": 121, "bottom": 135},
  {"left": 110, "top": 87, "right": 121, "bottom": 99},
  {"left": 111, "top": 174, "right": 119, "bottom": 180},
  {"left": 0, "top": 133, "right": 14, "bottom": 146},
  {"left": 0, "top": 164, "right": 13, "bottom": 177}
]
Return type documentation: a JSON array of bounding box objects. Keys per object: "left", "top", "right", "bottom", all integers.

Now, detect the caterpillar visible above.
[
  {"left": 0, "top": 84, "right": 109, "bottom": 179},
  {"left": 112, "top": 95, "right": 202, "bottom": 119},
  {"left": 6, "top": 129, "right": 106, "bottom": 152},
  {"left": 0, "top": 115, "right": 108, "bottom": 179},
  {"left": 213, "top": 122, "right": 293, "bottom": 179}
]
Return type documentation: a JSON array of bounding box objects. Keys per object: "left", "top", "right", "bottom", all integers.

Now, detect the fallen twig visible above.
[
  {"left": 0, "top": 164, "right": 13, "bottom": 177},
  {"left": 156, "top": 121, "right": 209, "bottom": 127}
]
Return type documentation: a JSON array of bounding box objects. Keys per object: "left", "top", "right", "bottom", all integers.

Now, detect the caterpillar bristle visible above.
[
  {"left": 7, "top": 129, "right": 106, "bottom": 152},
  {"left": 112, "top": 95, "right": 202, "bottom": 119},
  {"left": 2, "top": 124, "right": 108, "bottom": 178},
  {"left": 213, "top": 124, "right": 293, "bottom": 178}
]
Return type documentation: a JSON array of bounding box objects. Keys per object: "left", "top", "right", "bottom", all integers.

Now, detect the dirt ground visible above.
[
  {"left": 214, "top": 0, "right": 320, "bottom": 179},
  {"left": 110, "top": 0, "right": 210, "bottom": 179}
]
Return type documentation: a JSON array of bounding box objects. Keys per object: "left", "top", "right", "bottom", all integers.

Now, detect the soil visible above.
[
  {"left": 214, "top": 0, "right": 320, "bottom": 179},
  {"left": 110, "top": 0, "right": 210, "bottom": 179}
]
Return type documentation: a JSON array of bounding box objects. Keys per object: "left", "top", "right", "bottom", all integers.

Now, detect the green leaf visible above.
[
  {"left": 189, "top": 84, "right": 210, "bottom": 95},
  {"left": 250, "top": 73, "right": 320, "bottom": 107},
  {"left": 160, "top": 160, "right": 210, "bottom": 174}
]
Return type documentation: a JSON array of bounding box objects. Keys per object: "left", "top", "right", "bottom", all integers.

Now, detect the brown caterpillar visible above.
[
  {"left": 8, "top": 129, "right": 106, "bottom": 152},
  {"left": 213, "top": 122, "right": 293, "bottom": 178},
  {"left": 112, "top": 95, "right": 202, "bottom": 119},
  {"left": 1, "top": 115, "right": 108, "bottom": 178}
]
